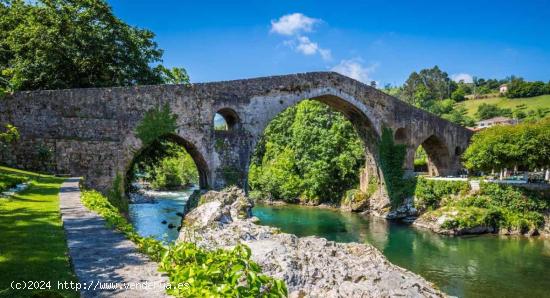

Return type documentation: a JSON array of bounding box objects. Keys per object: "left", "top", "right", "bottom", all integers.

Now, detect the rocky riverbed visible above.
[{"left": 177, "top": 187, "right": 444, "bottom": 297}]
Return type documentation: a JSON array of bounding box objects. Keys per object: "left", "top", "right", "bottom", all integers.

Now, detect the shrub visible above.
[
  {"left": 414, "top": 178, "right": 470, "bottom": 211},
  {"left": 479, "top": 182, "right": 548, "bottom": 213}
]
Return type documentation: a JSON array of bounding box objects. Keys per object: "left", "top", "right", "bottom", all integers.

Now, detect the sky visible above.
[{"left": 108, "top": 0, "right": 550, "bottom": 86}]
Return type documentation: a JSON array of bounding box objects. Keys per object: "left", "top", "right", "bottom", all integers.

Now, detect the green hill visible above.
[{"left": 457, "top": 94, "right": 550, "bottom": 119}]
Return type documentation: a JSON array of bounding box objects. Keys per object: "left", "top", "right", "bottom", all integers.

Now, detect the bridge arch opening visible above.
[
  {"left": 247, "top": 95, "right": 380, "bottom": 206},
  {"left": 126, "top": 134, "right": 209, "bottom": 193},
  {"left": 214, "top": 108, "right": 240, "bottom": 131},
  {"left": 415, "top": 135, "right": 451, "bottom": 177}
]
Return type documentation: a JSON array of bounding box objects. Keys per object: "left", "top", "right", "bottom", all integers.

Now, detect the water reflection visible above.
[{"left": 253, "top": 204, "right": 550, "bottom": 298}]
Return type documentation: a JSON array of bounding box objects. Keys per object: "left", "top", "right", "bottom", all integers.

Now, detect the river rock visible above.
[
  {"left": 413, "top": 212, "right": 495, "bottom": 236},
  {"left": 542, "top": 212, "right": 550, "bottom": 237},
  {"left": 178, "top": 188, "right": 444, "bottom": 297}
]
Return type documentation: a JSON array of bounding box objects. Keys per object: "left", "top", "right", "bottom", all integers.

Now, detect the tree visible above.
[
  {"left": 402, "top": 66, "right": 457, "bottom": 105},
  {"left": 451, "top": 88, "right": 466, "bottom": 102},
  {"left": 463, "top": 119, "right": 550, "bottom": 174},
  {"left": 249, "top": 100, "right": 365, "bottom": 204},
  {"left": 159, "top": 66, "right": 190, "bottom": 85},
  {"left": 475, "top": 103, "right": 512, "bottom": 120},
  {"left": 0, "top": 0, "right": 181, "bottom": 92}
]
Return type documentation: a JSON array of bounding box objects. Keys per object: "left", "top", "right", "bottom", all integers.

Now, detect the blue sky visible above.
[{"left": 109, "top": 0, "right": 550, "bottom": 86}]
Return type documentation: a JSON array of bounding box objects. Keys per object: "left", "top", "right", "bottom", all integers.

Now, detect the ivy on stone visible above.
[
  {"left": 378, "top": 127, "right": 409, "bottom": 207},
  {"left": 135, "top": 104, "right": 177, "bottom": 145}
]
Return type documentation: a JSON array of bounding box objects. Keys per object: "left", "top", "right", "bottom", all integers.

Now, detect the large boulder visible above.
[{"left": 178, "top": 188, "right": 445, "bottom": 298}]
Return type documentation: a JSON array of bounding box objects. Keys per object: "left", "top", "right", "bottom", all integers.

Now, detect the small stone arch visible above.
[
  {"left": 214, "top": 108, "right": 240, "bottom": 131},
  {"left": 126, "top": 133, "right": 210, "bottom": 190},
  {"left": 419, "top": 134, "right": 451, "bottom": 177}
]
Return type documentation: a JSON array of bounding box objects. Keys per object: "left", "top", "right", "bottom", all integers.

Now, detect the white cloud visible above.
[
  {"left": 270, "top": 13, "right": 319, "bottom": 36},
  {"left": 291, "top": 36, "right": 332, "bottom": 61},
  {"left": 319, "top": 49, "right": 332, "bottom": 61},
  {"left": 296, "top": 36, "right": 318, "bottom": 55},
  {"left": 331, "top": 59, "right": 377, "bottom": 83},
  {"left": 451, "top": 73, "right": 473, "bottom": 83}
]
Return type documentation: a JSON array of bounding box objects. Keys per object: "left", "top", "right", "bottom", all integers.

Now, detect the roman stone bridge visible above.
[{"left": 0, "top": 72, "right": 472, "bottom": 201}]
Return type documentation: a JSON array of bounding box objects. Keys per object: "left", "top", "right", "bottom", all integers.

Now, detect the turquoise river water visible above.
[{"left": 129, "top": 190, "right": 550, "bottom": 298}]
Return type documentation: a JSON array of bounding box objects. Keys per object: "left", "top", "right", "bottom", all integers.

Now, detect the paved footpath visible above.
[{"left": 59, "top": 178, "right": 169, "bottom": 297}]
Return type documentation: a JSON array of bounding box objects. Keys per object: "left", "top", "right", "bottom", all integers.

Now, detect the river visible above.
[{"left": 129, "top": 189, "right": 550, "bottom": 297}]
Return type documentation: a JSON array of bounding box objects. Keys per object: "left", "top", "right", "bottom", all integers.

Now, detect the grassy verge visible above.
[
  {"left": 0, "top": 166, "right": 78, "bottom": 298},
  {"left": 81, "top": 189, "right": 287, "bottom": 297}
]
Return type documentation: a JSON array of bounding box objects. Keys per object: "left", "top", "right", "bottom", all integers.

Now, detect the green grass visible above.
[
  {"left": 457, "top": 94, "right": 550, "bottom": 118},
  {"left": 0, "top": 166, "right": 78, "bottom": 298}
]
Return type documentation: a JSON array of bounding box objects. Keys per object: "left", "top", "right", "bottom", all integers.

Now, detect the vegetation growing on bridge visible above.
[
  {"left": 249, "top": 100, "right": 365, "bottom": 205},
  {"left": 81, "top": 189, "right": 287, "bottom": 297},
  {"left": 378, "top": 127, "right": 413, "bottom": 207}
]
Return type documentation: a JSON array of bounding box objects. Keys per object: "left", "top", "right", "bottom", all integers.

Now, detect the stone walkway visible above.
[{"left": 59, "top": 178, "right": 169, "bottom": 297}]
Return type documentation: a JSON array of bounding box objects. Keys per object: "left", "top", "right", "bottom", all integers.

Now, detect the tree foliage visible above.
[
  {"left": 475, "top": 103, "right": 512, "bottom": 120},
  {"left": 148, "top": 148, "right": 198, "bottom": 190},
  {"left": 402, "top": 66, "right": 457, "bottom": 107},
  {"left": 506, "top": 78, "right": 550, "bottom": 98},
  {"left": 463, "top": 119, "right": 550, "bottom": 172},
  {"left": 0, "top": 0, "right": 186, "bottom": 92},
  {"left": 249, "top": 100, "right": 365, "bottom": 204}
]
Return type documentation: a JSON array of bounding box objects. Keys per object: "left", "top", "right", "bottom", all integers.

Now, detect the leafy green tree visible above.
[
  {"left": 442, "top": 106, "right": 476, "bottom": 127},
  {"left": 463, "top": 119, "right": 550, "bottom": 173},
  {"left": 475, "top": 103, "right": 512, "bottom": 120},
  {"left": 0, "top": 0, "right": 185, "bottom": 92},
  {"left": 402, "top": 66, "right": 457, "bottom": 105},
  {"left": 506, "top": 78, "right": 549, "bottom": 98},
  {"left": 451, "top": 88, "right": 466, "bottom": 102},
  {"left": 249, "top": 100, "right": 365, "bottom": 204},
  {"left": 159, "top": 66, "right": 190, "bottom": 85}
]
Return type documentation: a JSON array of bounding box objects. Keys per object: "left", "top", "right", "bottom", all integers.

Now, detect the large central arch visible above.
[{"left": 243, "top": 93, "right": 383, "bottom": 198}]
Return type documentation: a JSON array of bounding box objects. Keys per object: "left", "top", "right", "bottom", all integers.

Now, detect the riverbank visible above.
[
  {"left": 251, "top": 202, "right": 550, "bottom": 298},
  {"left": 179, "top": 187, "right": 444, "bottom": 297},
  {"left": 254, "top": 177, "right": 550, "bottom": 238}
]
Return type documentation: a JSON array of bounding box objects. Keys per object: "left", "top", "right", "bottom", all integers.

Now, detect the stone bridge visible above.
[{"left": 0, "top": 72, "right": 472, "bottom": 199}]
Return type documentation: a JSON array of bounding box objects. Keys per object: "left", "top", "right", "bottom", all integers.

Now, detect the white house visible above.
[{"left": 499, "top": 84, "right": 508, "bottom": 94}]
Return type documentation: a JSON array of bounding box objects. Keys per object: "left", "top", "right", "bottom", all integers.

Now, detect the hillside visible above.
[{"left": 457, "top": 94, "right": 550, "bottom": 119}]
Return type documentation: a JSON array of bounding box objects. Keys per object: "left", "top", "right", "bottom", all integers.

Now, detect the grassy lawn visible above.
[
  {"left": 0, "top": 166, "right": 78, "bottom": 298},
  {"left": 457, "top": 94, "right": 550, "bottom": 118}
]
